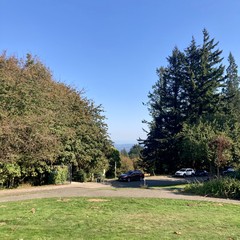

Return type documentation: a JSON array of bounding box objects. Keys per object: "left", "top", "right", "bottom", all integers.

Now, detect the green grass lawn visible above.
[{"left": 0, "top": 197, "right": 239, "bottom": 240}]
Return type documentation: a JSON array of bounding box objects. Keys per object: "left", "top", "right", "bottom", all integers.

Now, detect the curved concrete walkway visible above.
[{"left": 0, "top": 177, "right": 239, "bottom": 205}]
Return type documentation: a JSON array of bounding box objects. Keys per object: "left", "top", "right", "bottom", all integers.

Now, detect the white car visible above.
[{"left": 175, "top": 168, "right": 195, "bottom": 177}]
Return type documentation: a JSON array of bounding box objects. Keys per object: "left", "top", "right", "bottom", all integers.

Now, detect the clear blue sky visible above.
[{"left": 1, "top": 0, "right": 240, "bottom": 144}]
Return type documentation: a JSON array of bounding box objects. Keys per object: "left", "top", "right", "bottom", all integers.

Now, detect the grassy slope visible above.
[{"left": 0, "top": 197, "right": 239, "bottom": 240}]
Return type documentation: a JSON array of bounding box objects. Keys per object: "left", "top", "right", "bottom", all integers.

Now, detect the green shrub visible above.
[
  {"left": 223, "top": 170, "right": 240, "bottom": 180},
  {"left": 48, "top": 166, "right": 68, "bottom": 184},
  {"left": 74, "top": 169, "right": 87, "bottom": 182},
  {"left": 0, "top": 163, "right": 21, "bottom": 188},
  {"left": 185, "top": 177, "right": 240, "bottom": 199}
]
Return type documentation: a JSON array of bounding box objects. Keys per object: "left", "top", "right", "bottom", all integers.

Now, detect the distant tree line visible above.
[
  {"left": 0, "top": 52, "right": 116, "bottom": 187},
  {"left": 140, "top": 29, "right": 240, "bottom": 176},
  {"left": 106, "top": 144, "right": 143, "bottom": 178}
]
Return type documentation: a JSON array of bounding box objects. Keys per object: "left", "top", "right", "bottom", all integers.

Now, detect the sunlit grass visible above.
[
  {"left": 0, "top": 197, "right": 239, "bottom": 239},
  {"left": 150, "top": 184, "right": 188, "bottom": 190}
]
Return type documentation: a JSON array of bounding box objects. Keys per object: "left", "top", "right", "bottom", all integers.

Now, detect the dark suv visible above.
[{"left": 118, "top": 170, "right": 144, "bottom": 182}]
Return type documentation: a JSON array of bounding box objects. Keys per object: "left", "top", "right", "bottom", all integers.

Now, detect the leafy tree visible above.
[
  {"left": 105, "top": 147, "right": 121, "bottom": 178},
  {"left": 120, "top": 148, "right": 129, "bottom": 157},
  {"left": 128, "top": 144, "right": 143, "bottom": 170},
  {"left": 179, "top": 120, "right": 215, "bottom": 170},
  {"left": 128, "top": 144, "right": 143, "bottom": 159},
  {"left": 118, "top": 156, "right": 134, "bottom": 174},
  {"left": 229, "top": 122, "right": 240, "bottom": 163},
  {"left": 0, "top": 52, "right": 112, "bottom": 186},
  {"left": 209, "top": 134, "right": 232, "bottom": 177}
]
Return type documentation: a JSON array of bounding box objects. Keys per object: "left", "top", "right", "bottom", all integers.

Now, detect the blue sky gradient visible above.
[{"left": 1, "top": 0, "right": 240, "bottom": 144}]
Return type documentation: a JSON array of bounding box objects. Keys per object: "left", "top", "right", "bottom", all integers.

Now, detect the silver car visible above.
[{"left": 175, "top": 168, "right": 195, "bottom": 177}]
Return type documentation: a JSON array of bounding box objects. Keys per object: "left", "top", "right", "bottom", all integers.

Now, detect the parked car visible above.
[
  {"left": 118, "top": 170, "right": 144, "bottom": 182},
  {"left": 222, "top": 167, "right": 235, "bottom": 175},
  {"left": 174, "top": 168, "right": 195, "bottom": 177},
  {"left": 222, "top": 167, "right": 236, "bottom": 177},
  {"left": 194, "top": 170, "right": 209, "bottom": 177}
]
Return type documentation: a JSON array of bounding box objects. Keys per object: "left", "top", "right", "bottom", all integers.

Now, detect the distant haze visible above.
[{"left": 114, "top": 143, "right": 135, "bottom": 152}]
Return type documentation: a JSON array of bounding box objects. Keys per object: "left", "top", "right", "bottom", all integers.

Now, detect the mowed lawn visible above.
[{"left": 0, "top": 197, "right": 239, "bottom": 240}]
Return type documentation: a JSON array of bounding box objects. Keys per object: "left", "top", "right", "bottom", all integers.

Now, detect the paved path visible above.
[{"left": 0, "top": 176, "right": 239, "bottom": 205}]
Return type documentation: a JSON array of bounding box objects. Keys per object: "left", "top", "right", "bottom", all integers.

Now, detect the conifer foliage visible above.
[{"left": 141, "top": 30, "right": 240, "bottom": 174}]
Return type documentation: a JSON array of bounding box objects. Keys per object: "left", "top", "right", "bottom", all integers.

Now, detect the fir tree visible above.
[
  {"left": 141, "top": 48, "right": 185, "bottom": 173},
  {"left": 141, "top": 30, "right": 227, "bottom": 173},
  {"left": 184, "top": 29, "right": 226, "bottom": 121},
  {"left": 224, "top": 52, "right": 240, "bottom": 117}
]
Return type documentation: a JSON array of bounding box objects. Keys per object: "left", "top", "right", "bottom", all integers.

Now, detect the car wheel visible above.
[
  {"left": 183, "top": 174, "right": 186, "bottom": 177},
  {"left": 127, "top": 178, "right": 131, "bottom": 182}
]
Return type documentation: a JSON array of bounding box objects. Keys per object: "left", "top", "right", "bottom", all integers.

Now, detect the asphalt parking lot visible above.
[{"left": 105, "top": 175, "right": 208, "bottom": 188}]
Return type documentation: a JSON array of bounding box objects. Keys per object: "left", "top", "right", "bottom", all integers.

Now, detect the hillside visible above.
[{"left": 114, "top": 143, "right": 134, "bottom": 152}]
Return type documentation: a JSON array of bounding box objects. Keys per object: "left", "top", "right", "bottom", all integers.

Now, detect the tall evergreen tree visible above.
[
  {"left": 183, "top": 29, "right": 226, "bottom": 121},
  {"left": 181, "top": 38, "right": 201, "bottom": 121},
  {"left": 221, "top": 53, "right": 240, "bottom": 163},
  {"left": 141, "top": 30, "right": 227, "bottom": 173},
  {"left": 141, "top": 48, "right": 185, "bottom": 173},
  {"left": 224, "top": 52, "right": 240, "bottom": 117}
]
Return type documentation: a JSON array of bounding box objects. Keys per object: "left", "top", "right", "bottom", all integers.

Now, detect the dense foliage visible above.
[
  {"left": 0, "top": 52, "right": 113, "bottom": 187},
  {"left": 141, "top": 30, "right": 240, "bottom": 174},
  {"left": 111, "top": 144, "right": 144, "bottom": 176},
  {"left": 185, "top": 177, "right": 240, "bottom": 200}
]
